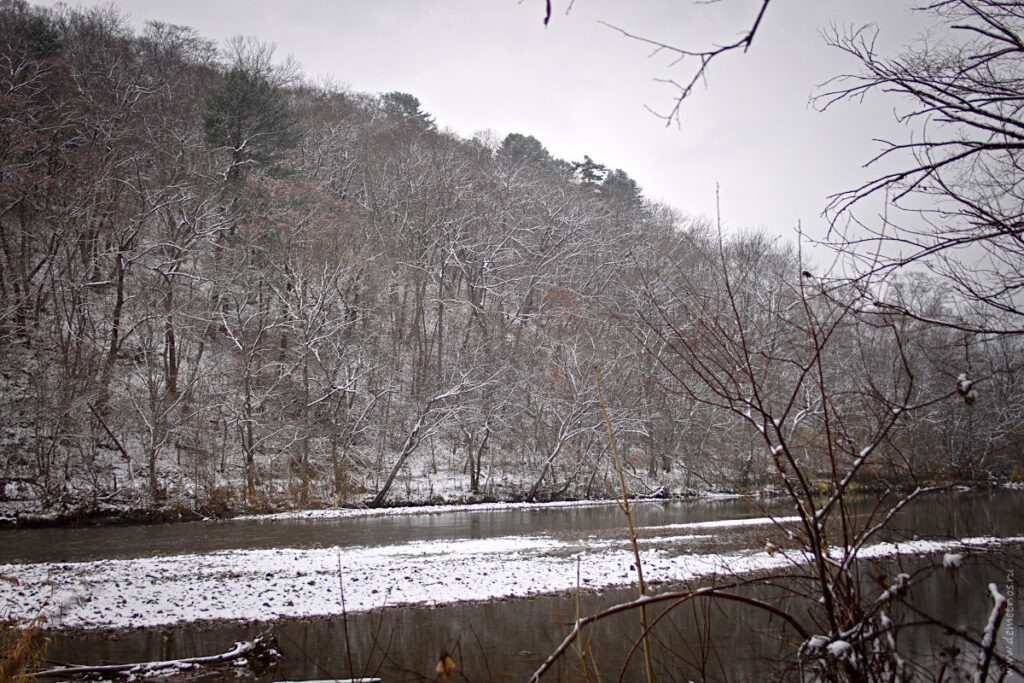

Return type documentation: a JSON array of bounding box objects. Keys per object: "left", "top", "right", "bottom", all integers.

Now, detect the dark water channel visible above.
[
  {"left": 12, "top": 490, "right": 1024, "bottom": 680},
  {"left": 4, "top": 490, "right": 1022, "bottom": 565},
  {"left": 0, "top": 497, "right": 801, "bottom": 564}
]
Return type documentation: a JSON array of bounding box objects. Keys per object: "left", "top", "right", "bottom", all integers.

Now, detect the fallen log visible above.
[{"left": 31, "top": 631, "right": 280, "bottom": 679}]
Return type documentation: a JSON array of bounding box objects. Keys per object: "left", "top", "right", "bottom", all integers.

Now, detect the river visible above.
[{"left": 3, "top": 489, "right": 1023, "bottom": 681}]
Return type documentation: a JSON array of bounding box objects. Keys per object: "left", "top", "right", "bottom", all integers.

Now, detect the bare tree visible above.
[
  {"left": 818, "top": 1, "right": 1024, "bottom": 336},
  {"left": 535, "top": 226, "right": 1021, "bottom": 680},
  {"left": 369, "top": 373, "right": 496, "bottom": 508}
]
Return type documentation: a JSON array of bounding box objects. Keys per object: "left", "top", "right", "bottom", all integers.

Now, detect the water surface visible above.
[{"left": 13, "top": 489, "right": 1024, "bottom": 680}]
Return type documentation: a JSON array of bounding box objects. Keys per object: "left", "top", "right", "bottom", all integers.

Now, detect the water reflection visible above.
[
  {"left": 0, "top": 497, "right": 797, "bottom": 564},
  {"left": 9, "top": 491, "right": 1022, "bottom": 565}
]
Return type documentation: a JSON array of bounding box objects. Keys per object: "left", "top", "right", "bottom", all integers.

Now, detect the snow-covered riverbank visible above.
[
  {"left": 3, "top": 509, "right": 1022, "bottom": 631},
  {"left": 1, "top": 492, "right": 749, "bottom": 528}
]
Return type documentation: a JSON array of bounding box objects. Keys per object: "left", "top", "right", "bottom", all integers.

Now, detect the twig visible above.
[
  {"left": 975, "top": 583, "right": 1007, "bottom": 683},
  {"left": 601, "top": 0, "right": 771, "bottom": 126},
  {"left": 529, "top": 581, "right": 809, "bottom": 682},
  {"left": 594, "top": 367, "right": 654, "bottom": 683}
]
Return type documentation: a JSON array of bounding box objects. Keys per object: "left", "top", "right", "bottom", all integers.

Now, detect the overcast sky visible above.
[{"left": 35, "top": 0, "right": 936, "bottom": 245}]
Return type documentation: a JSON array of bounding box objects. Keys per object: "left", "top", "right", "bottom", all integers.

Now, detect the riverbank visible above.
[
  {"left": 5, "top": 478, "right": 1020, "bottom": 529},
  {"left": 0, "top": 488, "right": 732, "bottom": 529}
]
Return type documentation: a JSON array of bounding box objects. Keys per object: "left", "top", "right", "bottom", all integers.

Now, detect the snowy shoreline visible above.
[
  {"left": 0, "top": 492, "right": 748, "bottom": 528},
  {"left": 229, "top": 493, "right": 747, "bottom": 522},
  {"left": 8, "top": 480, "right": 1018, "bottom": 529},
  {"left": 3, "top": 510, "right": 1022, "bottom": 632}
]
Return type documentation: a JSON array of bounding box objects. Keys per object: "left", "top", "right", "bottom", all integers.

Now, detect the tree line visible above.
[{"left": 0, "top": 0, "right": 1020, "bottom": 516}]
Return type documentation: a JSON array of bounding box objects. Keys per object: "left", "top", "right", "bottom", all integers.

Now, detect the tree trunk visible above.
[
  {"left": 163, "top": 283, "right": 178, "bottom": 398},
  {"left": 471, "top": 423, "right": 490, "bottom": 494},
  {"left": 99, "top": 252, "right": 126, "bottom": 404},
  {"left": 370, "top": 401, "right": 433, "bottom": 507},
  {"left": 527, "top": 442, "right": 562, "bottom": 501}
]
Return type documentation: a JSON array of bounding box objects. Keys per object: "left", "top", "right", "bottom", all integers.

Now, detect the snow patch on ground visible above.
[
  {"left": 943, "top": 552, "right": 964, "bottom": 569},
  {"left": 3, "top": 530, "right": 1022, "bottom": 631},
  {"left": 231, "top": 498, "right": 662, "bottom": 522},
  {"left": 643, "top": 515, "right": 801, "bottom": 532}
]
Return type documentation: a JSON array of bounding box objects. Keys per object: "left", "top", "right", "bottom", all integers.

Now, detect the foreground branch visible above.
[
  {"left": 529, "top": 581, "right": 809, "bottom": 682},
  {"left": 602, "top": 0, "right": 771, "bottom": 126},
  {"left": 31, "top": 631, "right": 280, "bottom": 679}
]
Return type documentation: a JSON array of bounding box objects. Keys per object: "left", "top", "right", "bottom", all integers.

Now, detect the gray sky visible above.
[{"left": 35, "top": 0, "right": 935, "bottom": 244}]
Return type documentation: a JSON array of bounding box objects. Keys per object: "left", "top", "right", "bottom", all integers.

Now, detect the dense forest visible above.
[{"left": 1, "top": 0, "right": 1022, "bottom": 519}]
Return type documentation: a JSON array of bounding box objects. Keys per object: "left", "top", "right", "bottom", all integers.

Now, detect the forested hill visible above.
[{"left": 1, "top": 1, "right": 1020, "bottom": 520}]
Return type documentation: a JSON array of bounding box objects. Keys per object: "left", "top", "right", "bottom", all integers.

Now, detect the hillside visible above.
[{"left": 2, "top": 1, "right": 1021, "bottom": 522}]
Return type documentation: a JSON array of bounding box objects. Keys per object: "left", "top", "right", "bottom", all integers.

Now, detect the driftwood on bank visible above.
[{"left": 31, "top": 631, "right": 280, "bottom": 679}]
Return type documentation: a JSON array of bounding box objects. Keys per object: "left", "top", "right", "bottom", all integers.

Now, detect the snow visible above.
[
  {"left": 981, "top": 582, "right": 1007, "bottom": 654},
  {"left": 643, "top": 515, "right": 801, "bottom": 532},
  {"left": 1, "top": 531, "right": 764, "bottom": 630},
  {"left": 233, "top": 498, "right": 634, "bottom": 522},
  {"left": 943, "top": 552, "right": 963, "bottom": 570},
  {"left": 876, "top": 572, "right": 910, "bottom": 603},
  {"left": 806, "top": 635, "right": 829, "bottom": 651},
  {"left": 852, "top": 537, "right": 1024, "bottom": 560},
  {"left": 2, "top": 526, "right": 1022, "bottom": 631},
  {"left": 826, "top": 640, "right": 852, "bottom": 659}
]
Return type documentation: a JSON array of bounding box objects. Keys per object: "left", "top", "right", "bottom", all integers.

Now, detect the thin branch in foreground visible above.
[
  {"left": 601, "top": 0, "right": 771, "bottom": 126},
  {"left": 529, "top": 580, "right": 810, "bottom": 682}
]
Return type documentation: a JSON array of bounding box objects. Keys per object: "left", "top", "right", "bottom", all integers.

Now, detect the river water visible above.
[
  {"left": 0, "top": 497, "right": 798, "bottom": 564},
  {"left": 6, "top": 489, "right": 1024, "bottom": 681}
]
